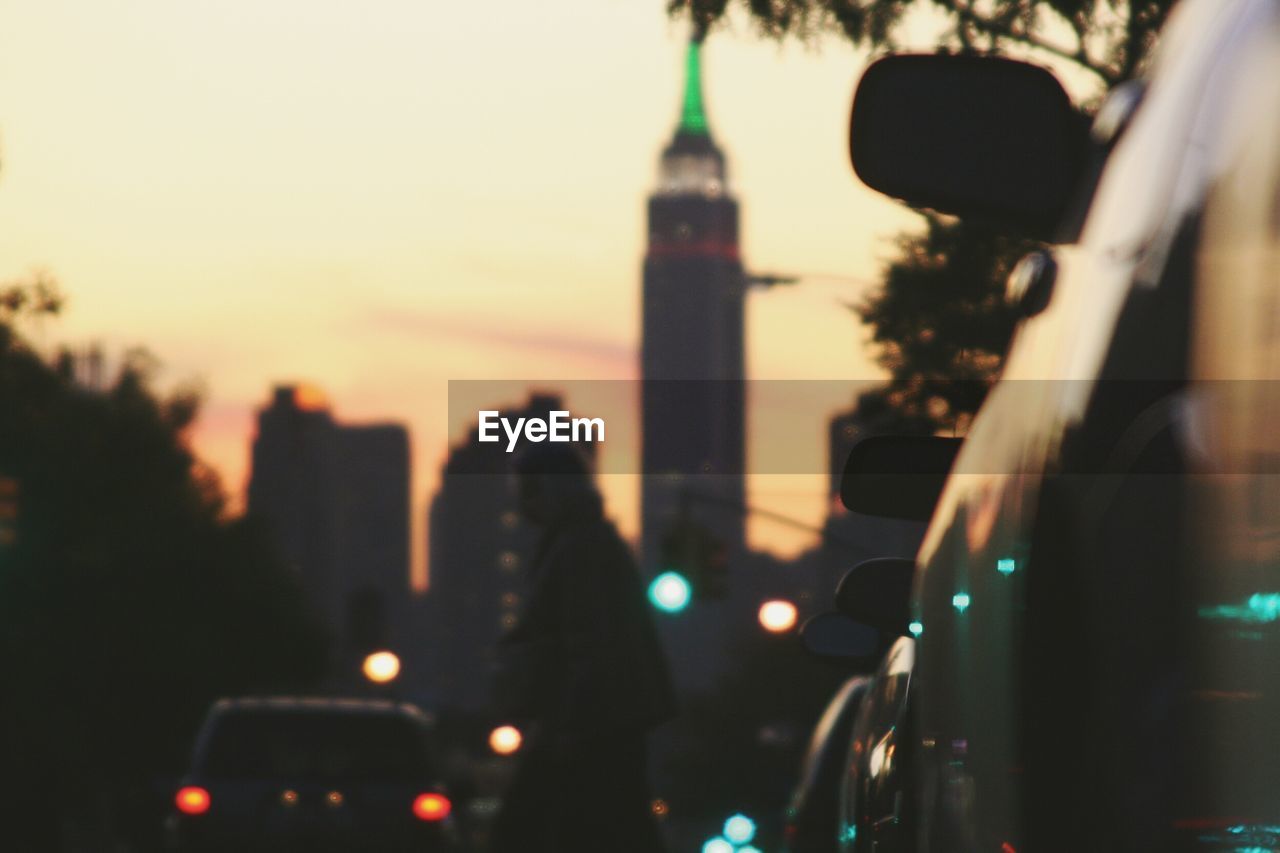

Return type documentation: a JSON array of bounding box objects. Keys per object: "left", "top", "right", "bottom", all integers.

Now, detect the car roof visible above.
[{"left": 207, "top": 696, "right": 433, "bottom": 723}]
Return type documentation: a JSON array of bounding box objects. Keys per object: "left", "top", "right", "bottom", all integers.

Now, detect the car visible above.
[
  {"left": 797, "top": 558, "right": 927, "bottom": 853},
  {"left": 831, "top": 0, "right": 1280, "bottom": 850},
  {"left": 784, "top": 675, "right": 872, "bottom": 853},
  {"left": 166, "top": 697, "right": 459, "bottom": 853}
]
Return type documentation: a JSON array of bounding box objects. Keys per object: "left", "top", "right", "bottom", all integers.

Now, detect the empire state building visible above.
[{"left": 640, "top": 34, "right": 746, "bottom": 572}]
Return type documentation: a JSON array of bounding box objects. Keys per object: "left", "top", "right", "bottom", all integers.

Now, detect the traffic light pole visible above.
[{"left": 676, "top": 486, "right": 868, "bottom": 551}]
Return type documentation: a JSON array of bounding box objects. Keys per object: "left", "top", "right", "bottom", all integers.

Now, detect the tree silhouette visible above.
[
  {"left": 670, "top": 0, "right": 1175, "bottom": 87},
  {"left": 0, "top": 280, "right": 327, "bottom": 849},
  {"left": 856, "top": 213, "right": 1034, "bottom": 432},
  {"left": 669, "top": 0, "right": 1174, "bottom": 430}
]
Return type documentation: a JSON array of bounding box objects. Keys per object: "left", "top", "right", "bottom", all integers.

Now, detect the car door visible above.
[
  {"left": 909, "top": 1, "right": 1280, "bottom": 850},
  {"left": 1184, "top": 23, "right": 1280, "bottom": 848}
]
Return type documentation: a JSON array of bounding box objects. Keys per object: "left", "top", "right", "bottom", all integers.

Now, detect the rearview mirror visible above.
[
  {"left": 836, "top": 558, "right": 914, "bottom": 637},
  {"left": 850, "top": 54, "right": 1089, "bottom": 239},
  {"left": 799, "top": 612, "right": 880, "bottom": 664},
  {"left": 841, "top": 435, "right": 962, "bottom": 521}
]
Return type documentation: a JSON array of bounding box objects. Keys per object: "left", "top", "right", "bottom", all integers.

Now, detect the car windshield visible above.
[{"left": 199, "top": 712, "right": 432, "bottom": 783}]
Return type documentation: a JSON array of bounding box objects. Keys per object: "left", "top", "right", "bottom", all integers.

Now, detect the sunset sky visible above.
[{"left": 1, "top": 1, "right": 948, "bottom": 587}]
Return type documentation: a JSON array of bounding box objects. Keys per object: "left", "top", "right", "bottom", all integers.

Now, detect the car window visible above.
[{"left": 198, "top": 712, "right": 433, "bottom": 782}]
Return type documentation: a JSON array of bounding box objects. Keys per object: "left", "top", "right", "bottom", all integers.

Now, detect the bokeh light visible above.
[
  {"left": 758, "top": 599, "right": 798, "bottom": 633},
  {"left": 489, "top": 725, "right": 523, "bottom": 755},
  {"left": 412, "top": 793, "right": 452, "bottom": 822},
  {"left": 174, "top": 786, "right": 211, "bottom": 816},
  {"left": 723, "top": 813, "right": 757, "bottom": 844},
  {"left": 362, "top": 651, "right": 401, "bottom": 684},
  {"left": 649, "top": 571, "right": 692, "bottom": 613}
]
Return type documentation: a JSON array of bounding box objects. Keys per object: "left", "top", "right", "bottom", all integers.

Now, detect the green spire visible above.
[{"left": 679, "top": 38, "right": 710, "bottom": 136}]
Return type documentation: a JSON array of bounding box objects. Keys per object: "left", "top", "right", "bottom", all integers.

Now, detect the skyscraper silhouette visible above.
[
  {"left": 641, "top": 33, "right": 746, "bottom": 573},
  {"left": 424, "top": 393, "right": 597, "bottom": 712},
  {"left": 247, "top": 385, "right": 410, "bottom": 676}
]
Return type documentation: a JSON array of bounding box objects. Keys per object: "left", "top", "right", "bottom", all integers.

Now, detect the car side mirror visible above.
[
  {"left": 836, "top": 557, "right": 914, "bottom": 637},
  {"left": 799, "top": 612, "right": 881, "bottom": 667},
  {"left": 841, "top": 435, "right": 962, "bottom": 521},
  {"left": 850, "top": 54, "right": 1089, "bottom": 240}
]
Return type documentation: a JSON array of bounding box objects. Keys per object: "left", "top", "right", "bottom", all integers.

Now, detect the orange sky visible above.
[{"left": 0, "top": 1, "right": 969, "bottom": 588}]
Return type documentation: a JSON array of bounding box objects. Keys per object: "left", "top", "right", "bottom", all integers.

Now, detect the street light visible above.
[
  {"left": 362, "top": 650, "right": 401, "bottom": 684},
  {"left": 489, "top": 725, "right": 523, "bottom": 756},
  {"left": 758, "top": 599, "right": 798, "bottom": 633}
]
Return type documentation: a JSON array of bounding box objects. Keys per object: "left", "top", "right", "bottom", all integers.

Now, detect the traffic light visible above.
[
  {"left": 648, "top": 571, "right": 693, "bottom": 614},
  {"left": 658, "top": 514, "right": 728, "bottom": 602},
  {"left": 702, "top": 534, "right": 729, "bottom": 599},
  {"left": 0, "top": 475, "right": 18, "bottom": 549},
  {"left": 345, "top": 585, "right": 388, "bottom": 655}
]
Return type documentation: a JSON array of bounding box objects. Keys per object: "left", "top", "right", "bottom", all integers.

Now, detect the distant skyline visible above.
[{"left": 1, "top": 2, "right": 945, "bottom": 587}]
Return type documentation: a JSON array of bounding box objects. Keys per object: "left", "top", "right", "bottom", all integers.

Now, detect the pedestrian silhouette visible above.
[{"left": 490, "top": 444, "right": 675, "bottom": 853}]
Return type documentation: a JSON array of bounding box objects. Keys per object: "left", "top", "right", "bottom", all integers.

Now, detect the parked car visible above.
[
  {"left": 831, "top": 0, "right": 1280, "bottom": 850},
  {"left": 784, "top": 675, "right": 872, "bottom": 852},
  {"left": 797, "top": 557, "right": 930, "bottom": 853},
  {"left": 166, "top": 697, "right": 459, "bottom": 853}
]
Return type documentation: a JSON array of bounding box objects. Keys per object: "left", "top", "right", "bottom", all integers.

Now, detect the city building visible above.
[
  {"left": 640, "top": 34, "right": 747, "bottom": 574},
  {"left": 246, "top": 384, "right": 411, "bottom": 677},
  {"left": 423, "top": 393, "right": 585, "bottom": 713}
]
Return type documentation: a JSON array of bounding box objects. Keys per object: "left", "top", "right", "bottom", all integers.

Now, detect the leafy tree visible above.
[
  {"left": 670, "top": 0, "right": 1174, "bottom": 86},
  {"left": 857, "top": 214, "right": 1034, "bottom": 431},
  {"left": 670, "top": 0, "right": 1175, "bottom": 430},
  {"left": 0, "top": 279, "right": 327, "bottom": 850}
]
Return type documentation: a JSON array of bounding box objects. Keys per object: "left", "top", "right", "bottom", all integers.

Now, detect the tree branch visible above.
[{"left": 950, "top": 2, "right": 1121, "bottom": 88}]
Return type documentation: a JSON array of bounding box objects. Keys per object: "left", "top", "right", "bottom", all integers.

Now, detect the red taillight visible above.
[
  {"left": 175, "top": 786, "right": 211, "bottom": 816},
  {"left": 412, "top": 793, "right": 452, "bottom": 822}
]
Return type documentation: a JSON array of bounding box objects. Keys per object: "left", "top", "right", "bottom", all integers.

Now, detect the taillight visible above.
[
  {"left": 175, "top": 786, "right": 211, "bottom": 816},
  {"left": 412, "top": 792, "right": 452, "bottom": 822}
]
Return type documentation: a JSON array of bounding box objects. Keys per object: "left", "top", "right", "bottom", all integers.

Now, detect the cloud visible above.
[{"left": 355, "top": 309, "right": 637, "bottom": 371}]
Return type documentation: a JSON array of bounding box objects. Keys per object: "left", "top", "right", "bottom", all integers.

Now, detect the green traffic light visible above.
[{"left": 649, "top": 571, "right": 692, "bottom": 613}]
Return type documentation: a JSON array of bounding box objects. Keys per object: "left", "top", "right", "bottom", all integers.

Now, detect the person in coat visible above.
[{"left": 489, "top": 444, "right": 675, "bottom": 853}]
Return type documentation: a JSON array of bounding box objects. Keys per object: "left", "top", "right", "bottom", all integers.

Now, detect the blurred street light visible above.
[
  {"left": 702, "top": 838, "right": 734, "bottom": 853},
  {"left": 362, "top": 650, "right": 401, "bottom": 684},
  {"left": 489, "top": 725, "right": 523, "bottom": 756},
  {"left": 758, "top": 599, "right": 798, "bottom": 633}
]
